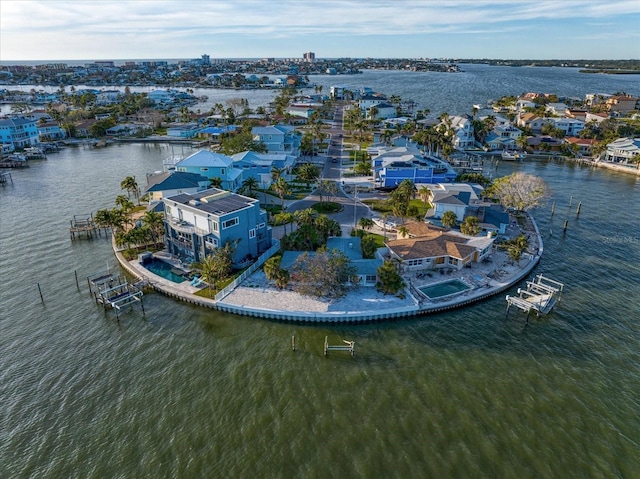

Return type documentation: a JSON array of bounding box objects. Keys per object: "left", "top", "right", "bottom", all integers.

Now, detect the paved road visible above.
[{"left": 284, "top": 102, "right": 372, "bottom": 236}]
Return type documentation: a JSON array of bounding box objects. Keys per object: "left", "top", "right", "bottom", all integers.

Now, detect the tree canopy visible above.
[
  {"left": 290, "top": 249, "right": 356, "bottom": 298},
  {"left": 486, "top": 172, "right": 548, "bottom": 211}
]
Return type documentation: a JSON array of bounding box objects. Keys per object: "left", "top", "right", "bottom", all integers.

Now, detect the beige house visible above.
[{"left": 386, "top": 224, "right": 494, "bottom": 271}]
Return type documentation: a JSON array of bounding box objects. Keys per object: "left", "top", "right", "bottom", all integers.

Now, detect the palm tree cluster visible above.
[
  {"left": 197, "top": 240, "right": 237, "bottom": 296},
  {"left": 279, "top": 209, "right": 341, "bottom": 251},
  {"left": 95, "top": 177, "right": 164, "bottom": 255}
]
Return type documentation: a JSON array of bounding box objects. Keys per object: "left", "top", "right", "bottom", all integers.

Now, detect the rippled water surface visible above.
[{"left": 1, "top": 67, "right": 640, "bottom": 478}]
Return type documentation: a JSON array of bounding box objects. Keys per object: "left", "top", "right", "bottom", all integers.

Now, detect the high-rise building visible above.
[{"left": 303, "top": 52, "right": 316, "bottom": 63}]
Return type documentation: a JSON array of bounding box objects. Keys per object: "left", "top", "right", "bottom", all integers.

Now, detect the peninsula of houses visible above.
[{"left": 2, "top": 58, "right": 639, "bottom": 321}]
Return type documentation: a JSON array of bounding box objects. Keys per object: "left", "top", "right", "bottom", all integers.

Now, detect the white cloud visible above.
[{"left": 1, "top": 0, "right": 638, "bottom": 59}]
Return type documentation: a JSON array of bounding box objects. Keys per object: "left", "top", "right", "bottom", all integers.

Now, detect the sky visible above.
[{"left": 1, "top": 0, "right": 639, "bottom": 62}]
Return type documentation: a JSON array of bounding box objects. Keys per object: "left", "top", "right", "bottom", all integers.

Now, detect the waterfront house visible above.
[
  {"left": 167, "top": 123, "right": 202, "bottom": 138},
  {"left": 325, "top": 237, "right": 382, "bottom": 286},
  {"left": 449, "top": 116, "right": 475, "bottom": 149},
  {"left": 174, "top": 150, "right": 243, "bottom": 191},
  {"left": 547, "top": 118, "right": 584, "bottom": 137},
  {"left": 252, "top": 125, "right": 301, "bottom": 157},
  {"left": 386, "top": 224, "right": 494, "bottom": 272},
  {"left": 148, "top": 89, "right": 172, "bottom": 105},
  {"left": 517, "top": 113, "right": 550, "bottom": 133},
  {"left": 545, "top": 103, "right": 569, "bottom": 116},
  {"left": 604, "top": 137, "right": 640, "bottom": 164},
  {"left": 372, "top": 146, "right": 457, "bottom": 188},
  {"left": 0, "top": 117, "right": 40, "bottom": 150},
  {"left": 465, "top": 204, "right": 510, "bottom": 235},
  {"left": 564, "top": 137, "right": 596, "bottom": 157},
  {"left": 105, "top": 123, "right": 146, "bottom": 137},
  {"left": 365, "top": 102, "right": 396, "bottom": 120},
  {"left": 96, "top": 90, "right": 121, "bottom": 106},
  {"left": 584, "top": 112, "right": 609, "bottom": 124},
  {"left": 485, "top": 124, "right": 522, "bottom": 151},
  {"left": 231, "top": 151, "right": 295, "bottom": 189},
  {"left": 428, "top": 182, "right": 483, "bottom": 222},
  {"left": 279, "top": 237, "right": 382, "bottom": 287},
  {"left": 604, "top": 95, "right": 638, "bottom": 115},
  {"left": 526, "top": 135, "right": 563, "bottom": 153},
  {"left": 163, "top": 188, "right": 272, "bottom": 266},
  {"left": 144, "top": 171, "right": 209, "bottom": 203},
  {"left": 74, "top": 119, "right": 98, "bottom": 138},
  {"left": 37, "top": 121, "right": 66, "bottom": 141}
]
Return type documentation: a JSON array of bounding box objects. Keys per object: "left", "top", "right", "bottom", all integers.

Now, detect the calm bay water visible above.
[{"left": 1, "top": 67, "right": 640, "bottom": 477}]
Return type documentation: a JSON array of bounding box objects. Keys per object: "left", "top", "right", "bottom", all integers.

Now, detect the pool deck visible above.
[{"left": 112, "top": 210, "right": 544, "bottom": 322}]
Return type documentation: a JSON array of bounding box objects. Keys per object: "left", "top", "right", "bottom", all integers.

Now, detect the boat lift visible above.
[
  {"left": 87, "top": 269, "right": 145, "bottom": 320},
  {"left": 324, "top": 336, "right": 355, "bottom": 357},
  {"left": 506, "top": 274, "right": 564, "bottom": 319}
]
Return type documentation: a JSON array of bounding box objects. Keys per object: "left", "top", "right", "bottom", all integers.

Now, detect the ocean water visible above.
[{"left": 1, "top": 67, "right": 640, "bottom": 477}]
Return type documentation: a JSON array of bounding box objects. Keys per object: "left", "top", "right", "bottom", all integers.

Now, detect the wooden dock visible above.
[
  {"left": 70, "top": 213, "right": 104, "bottom": 239},
  {"left": 0, "top": 160, "right": 29, "bottom": 169}
]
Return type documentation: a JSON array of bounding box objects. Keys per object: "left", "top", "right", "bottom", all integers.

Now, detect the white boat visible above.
[{"left": 501, "top": 151, "right": 525, "bottom": 161}]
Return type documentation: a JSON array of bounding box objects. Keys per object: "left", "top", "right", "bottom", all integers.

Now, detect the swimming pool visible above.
[
  {"left": 142, "top": 258, "right": 186, "bottom": 283},
  {"left": 419, "top": 279, "right": 471, "bottom": 299}
]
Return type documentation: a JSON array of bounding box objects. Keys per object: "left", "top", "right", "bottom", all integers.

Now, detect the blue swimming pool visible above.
[
  {"left": 142, "top": 258, "right": 186, "bottom": 283},
  {"left": 419, "top": 279, "right": 471, "bottom": 299}
]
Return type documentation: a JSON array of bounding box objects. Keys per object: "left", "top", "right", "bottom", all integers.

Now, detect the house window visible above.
[
  {"left": 258, "top": 222, "right": 265, "bottom": 229},
  {"left": 165, "top": 205, "right": 172, "bottom": 215},
  {"left": 366, "top": 275, "right": 377, "bottom": 283},
  {"left": 222, "top": 217, "right": 238, "bottom": 229},
  {"left": 200, "top": 168, "right": 208, "bottom": 172},
  {"left": 249, "top": 228, "right": 256, "bottom": 239},
  {"left": 205, "top": 236, "right": 218, "bottom": 247},
  {"left": 220, "top": 168, "right": 225, "bottom": 175},
  {"left": 209, "top": 219, "right": 218, "bottom": 232}
]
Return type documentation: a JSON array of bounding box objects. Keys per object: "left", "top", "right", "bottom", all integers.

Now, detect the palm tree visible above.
[
  {"left": 209, "top": 177, "right": 223, "bottom": 189},
  {"left": 142, "top": 210, "right": 164, "bottom": 245},
  {"left": 115, "top": 195, "right": 134, "bottom": 213},
  {"left": 418, "top": 186, "right": 431, "bottom": 208},
  {"left": 317, "top": 179, "right": 336, "bottom": 204},
  {"left": 293, "top": 208, "right": 317, "bottom": 228},
  {"left": 120, "top": 176, "right": 140, "bottom": 205},
  {"left": 441, "top": 210, "right": 457, "bottom": 229},
  {"left": 271, "top": 177, "right": 291, "bottom": 207},
  {"left": 274, "top": 211, "right": 294, "bottom": 235},
  {"left": 397, "top": 225, "right": 409, "bottom": 239},
  {"left": 240, "top": 176, "right": 259, "bottom": 197},
  {"left": 271, "top": 166, "right": 285, "bottom": 182},
  {"left": 358, "top": 217, "right": 374, "bottom": 231},
  {"left": 297, "top": 163, "right": 319, "bottom": 189}
]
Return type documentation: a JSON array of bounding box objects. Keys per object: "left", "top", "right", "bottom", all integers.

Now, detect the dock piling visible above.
[
  {"left": 576, "top": 202, "right": 582, "bottom": 216},
  {"left": 37, "top": 283, "right": 44, "bottom": 304},
  {"left": 291, "top": 335, "right": 296, "bottom": 351}
]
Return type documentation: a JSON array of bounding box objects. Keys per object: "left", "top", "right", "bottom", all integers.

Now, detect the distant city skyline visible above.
[{"left": 1, "top": 0, "right": 639, "bottom": 62}]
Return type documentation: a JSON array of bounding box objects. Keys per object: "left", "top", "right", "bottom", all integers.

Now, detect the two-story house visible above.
[
  {"left": 144, "top": 171, "right": 210, "bottom": 203},
  {"left": 0, "top": 117, "right": 40, "bottom": 150},
  {"left": 252, "top": 125, "right": 301, "bottom": 157},
  {"left": 547, "top": 117, "right": 584, "bottom": 137},
  {"left": 372, "top": 146, "right": 457, "bottom": 188},
  {"left": 174, "top": 150, "right": 243, "bottom": 191},
  {"left": 450, "top": 116, "right": 475, "bottom": 149},
  {"left": 163, "top": 188, "right": 272, "bottom": 266}
]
